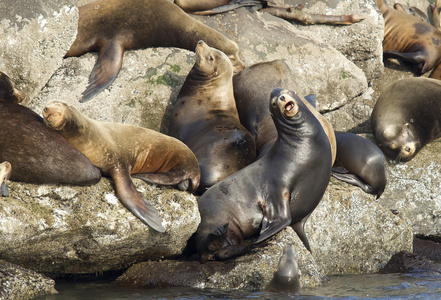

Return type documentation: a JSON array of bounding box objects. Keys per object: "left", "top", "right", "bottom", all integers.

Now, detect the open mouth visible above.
[{"left": 285, "top": 101, "right": 295, "bottom": 111}]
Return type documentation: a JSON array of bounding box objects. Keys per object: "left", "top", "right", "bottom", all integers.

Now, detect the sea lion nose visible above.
[
  {"left": 279, "top": 95, "right": 285, "bottom": 102},
  {"left": 404, "top": 146, "right": 411, "bottom": 152}
]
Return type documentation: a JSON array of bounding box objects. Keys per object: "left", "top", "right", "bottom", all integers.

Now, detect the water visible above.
[{"left": 38, "top": 271, "right": 441, "bottom": 299}]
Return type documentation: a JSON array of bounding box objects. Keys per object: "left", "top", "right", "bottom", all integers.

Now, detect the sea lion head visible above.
[
  {"left": 270, "top": 88, "right": 301, "bottom": 122},
  {"left": 379, "top": 123, "right": 418, "bottom": 161},
  {"left": 0, "top": 72, "right": 26, "bottom": 104},
  {"left": 42, "top": 101, "right": 70, "bottom": 131},
  {"left": 194, "top": 40, "right": 233, "bottom": 79}
]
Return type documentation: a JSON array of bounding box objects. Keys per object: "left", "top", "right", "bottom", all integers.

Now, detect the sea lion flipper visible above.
[
  {"left": 80, "top": 41, "right": 123, "bottom": 102},
  {"left": 112, "top": 168, "right": 165, "bottom": 232},
  {"left": 383, "top": 50, "right": 429, "bottom": 73},
  {"left": 255, "top": 196, "right": 291, "bottom": 244},
  {"left": 331, "top": 172, "right": 373, "bottom": 194},
  {"left": 292, "top": 217, "right": 311, "bottom": 252}
]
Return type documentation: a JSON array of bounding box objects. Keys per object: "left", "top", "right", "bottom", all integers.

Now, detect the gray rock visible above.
[
  {"left": 0, "top": 260, "right": 57, "bottom": 300},
  {"left": 114, "top": 227, "right": 327, "bottom": 290},
  {"left": 307, "top": 178, "right": 413, "bottom": 275},
  {"left": 0, "top": 0, "right": 78, "bottom": 104},
  {"left": 278, "top": 0, "right": 384, "bottom": 82},
  {"left": 0, "top": 179, "right": 200, "bottom": 274}
]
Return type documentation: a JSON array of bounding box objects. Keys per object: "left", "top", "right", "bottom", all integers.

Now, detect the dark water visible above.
[{"left": 38, "top": 271, "right": 441, "bottom": 300}]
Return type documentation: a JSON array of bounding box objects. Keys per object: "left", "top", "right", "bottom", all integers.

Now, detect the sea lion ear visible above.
[{"left": 382, "top": 125, "right": 399, "bottom": 140}]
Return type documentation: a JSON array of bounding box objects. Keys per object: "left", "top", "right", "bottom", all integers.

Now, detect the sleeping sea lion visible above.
[
  {"left": 66, "top": 0, "right": 245, "bottom": 102},
  {"left": 0, "top": 161, "right": 12, "bottom": 197},
  {"left": 195, "top": 88, "right": 332, "bottom": 261},
  {"left": 233, "top": 60, "right": 336, "bottom": 162},
  {"left": 371, "top": 77, "right": 441, "bottom": 161},
  {"left": 376, "top": 0, "right": 441, "bottom": 79},
  {"left": 42, "top": 101, "right": 201, "bottom": 232},
  {"left": 332, "top": 131, "right": 387, "bottom": 198},
  {"left": 265, "top": 244, "right": 301, "bottom": 293},
  {"left": 169, "top": 41, "right": 255, "bottom": 193}
]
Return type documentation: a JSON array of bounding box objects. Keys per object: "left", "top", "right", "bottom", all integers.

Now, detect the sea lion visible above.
[
  {"left": 169, "top": 41, "right": 255, "bottom": 193},
  {"left": 66, "top": 0, "right": 245, "bottom": 102},
  {"left": 0, "top": 101, "right": 102, "bottom": 185},
  {"left": 0, "top": 161, "right": 12, "bottom": 197},
  {"left": 393, "top": 3, "right": 429, "bottom": 23},
  {"left": 233, "top": 59, "right": 336, "bottom": 162},
  {"left": 42, "top": 101, "right": 201, "bottom": 232},
  {"left": 371, "top": 77, "right": 441, "bottom": 162},
  {"left": 265, "top": 244, "right": 301, "bottom": 293},
  {"left": 432, "top": 0, "right": 441, "bottom": 29},
  {"left": 376, "top": 0, "right": 441, "bottom": 78},
  {"left": 0, "top": 72, "right": 26, "bottom": 103},
  {"left": 332, "top": 131, "right": 387, "bottom": 198},
  {"left": 195, "top": 88, "right": 332, "bottom": 261}
]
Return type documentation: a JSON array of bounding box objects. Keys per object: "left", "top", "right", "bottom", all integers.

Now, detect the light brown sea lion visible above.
[
  {"left": 195, "top": 88, "right": 332, "bottom": 261},
  {"left": 42, "top": 101, "right": 201, "bottom": 232},
  {"left": 0, "top": 161, "right": 12, "bottom": 197},
  {"left": 233, "top": 60, "right": 336, "bottom": 162},
  {"left": 371, "top": 77, "right": 441, "bottom": 162},
  {"left": 66, "top": 0, "right": 245, "bottom": 102},
  {"left": 0, "top": 72, "right": 26, "bottom": 103},
  {"left": 376, "top": 0, "right": 441, "bottom": 78},
  {"left": 169, "top": 41, "right": 256, "bottom": 193}
]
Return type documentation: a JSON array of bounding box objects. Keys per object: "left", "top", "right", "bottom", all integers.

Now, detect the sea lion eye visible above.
[
  {"left": 404, "top": 146, "right": 411, "bottom": 153},
  {"left": 209, "top": 56, "right": 214, "bottom": 61},
  {"left": 43, "top": 107, "right": 48, "bottom": 112}
]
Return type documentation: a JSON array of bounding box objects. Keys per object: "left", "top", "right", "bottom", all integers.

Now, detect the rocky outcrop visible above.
[
  {"left": 0, "top": 260, "right": 57, "bottom": 300},
  {"left": 0, "top": 180, "right": 200, "bottom": 274},
  {"left": 0, "top": 0, "right": 78, "bottom": 104}
]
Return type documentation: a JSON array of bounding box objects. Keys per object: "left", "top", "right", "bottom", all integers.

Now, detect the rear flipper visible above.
[
  {"left": 133, "top": 173, "right": 193, "bottom": 192},
  {"left": 383, "top": 50, "right": 430, "bottom": 74},
  {"left": 112, "top": 168, "right": 165, "bottom": 232},
  {"left": 80, "top": 40, "right": 124, "bottom": 102}
]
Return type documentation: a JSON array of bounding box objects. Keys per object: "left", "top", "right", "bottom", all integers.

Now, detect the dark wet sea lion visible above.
[
  {"left": 169, "top": 41, "right": 255, "bottom": 193},
  {"left": 43, "top": 101, "right": 200, "bottom": 232},
  {"left": 265, "top": 244, "right": 301, "bottom": 293},
  {"left": 66, "top": 0, "right": 245, "bottom": 102},
  {"left": 0, "top": 161, "right": 12, "bottom": 197},
  {"left": 376, "top": 0, "right": 441, "bottom": 78},
  {"left": 371, "top": 77, "right": 441, "bottom": 162},
  {"left": 0, "top": 101, "right": 102, "bottom": 185},
  {"left": 233, "top": 60, "right": 336, "bottom": 161},
  {"left": 0, "top": 72, "right": 26, "bottom": 103},
  {"left": 195, "top": 88, "right": 332, "bottom": 261},
  {"left": 332, "top": 131, "right": 387, "bottom": 198}
]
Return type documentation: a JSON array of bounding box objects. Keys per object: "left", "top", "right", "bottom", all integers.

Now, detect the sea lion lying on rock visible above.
[{"left": 43, "top": 101, "right": 201, "bottom": 232}]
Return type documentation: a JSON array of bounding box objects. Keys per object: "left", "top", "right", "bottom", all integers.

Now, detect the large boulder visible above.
[
  {"left": 0, "top": 0, "right": 78, "bottom": 103},
  {"left": 0, "top": 179, "right": 200, "bottom": 274}
]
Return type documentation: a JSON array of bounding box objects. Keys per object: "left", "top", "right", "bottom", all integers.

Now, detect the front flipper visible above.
[
  {"left": 133, "top": 173, "right": 191, "bottom": 192},
  {"left": 111, "top": 167, "right": 165, "bottom": 232},
  {"left": 80, "top": 40, "right": 124, "bottom": 102},
  {"left": 292, "top": 213, "right": 312, "bottom": 252},
  {"left": 331, "top": 171, "right": 372, "bottom": 196},
  {"left": 255, "top": 192, "right": 291, "bottom": 244}
]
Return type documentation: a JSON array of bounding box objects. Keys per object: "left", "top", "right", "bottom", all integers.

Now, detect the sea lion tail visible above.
[{"left": 80, "top": 41, "right": 123, "bottom": 102}]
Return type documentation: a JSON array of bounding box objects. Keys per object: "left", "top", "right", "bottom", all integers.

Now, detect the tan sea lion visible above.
[
  {"left": 0, "top": 161, "right": 12, "bottom": 197},
  {"left": 169, "top": 41, "right": 256, "bottom": 193},
  {"left": 233, "top": 60, "right": 336, "bottom": 162},
  {"left": 195, "top": 88, "right": 332, "bottom": 261},
  {"left": 371, "top": 77, "right": 441, "bottom": 162},
  {"left": 66, "top": 0, "right": 245, "bottom": 102},
  {"left": 42, "top": 101, "right": 201, "bottom": 232},
  {"left": 376, "top": 0, "right": 441, "bottom": 78}
]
